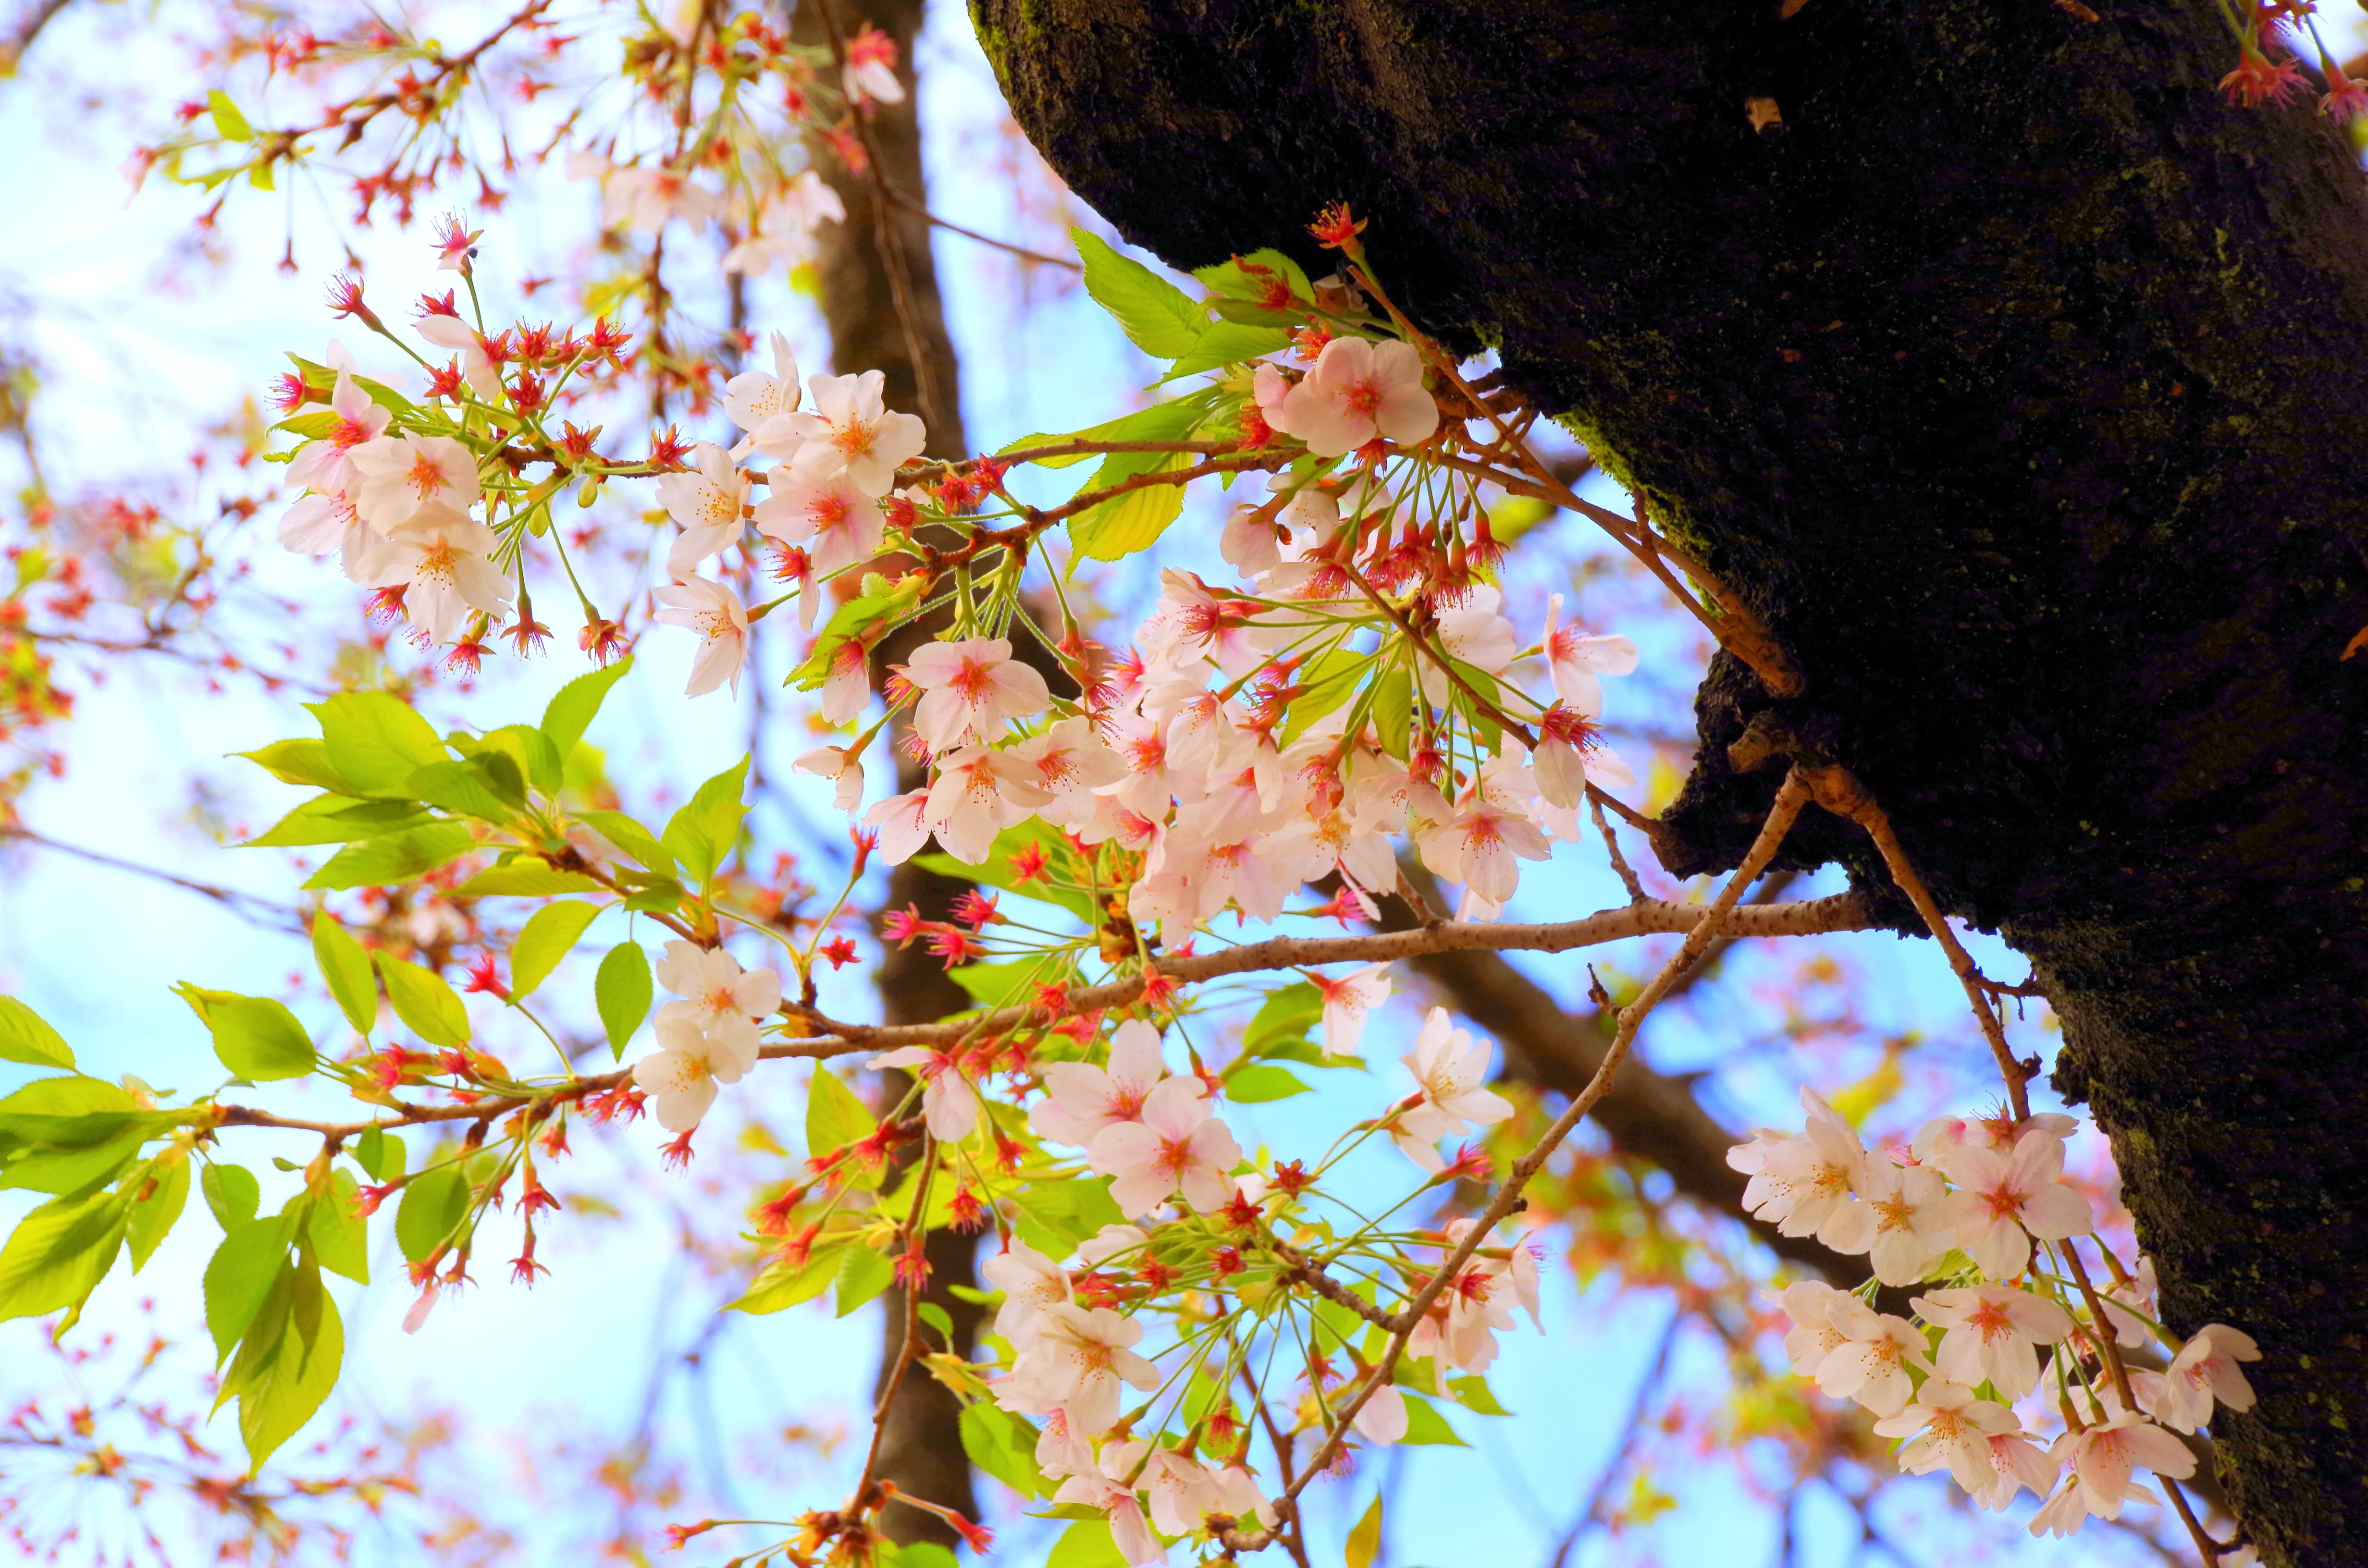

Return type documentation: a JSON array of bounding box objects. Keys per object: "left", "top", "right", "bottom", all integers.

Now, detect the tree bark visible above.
[
  {"left": 972, "top": 3, "right": 2368, "bottom": 1560},
  {"left": 795, "top": 0, "right": 983, "bottom": 1548}
]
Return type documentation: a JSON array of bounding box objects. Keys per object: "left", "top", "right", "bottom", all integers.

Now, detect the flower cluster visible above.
[{"left": 1733, "top": 1091, "right": 2260, "bottom": 1537}]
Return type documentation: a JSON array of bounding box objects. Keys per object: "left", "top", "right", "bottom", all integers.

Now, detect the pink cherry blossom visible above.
[
  {"left": 863, "top": 789, "right": 932, "bottom": 865},
  {"left": 1540, "top": 593, "right": 1638, "bottom": 716},
  {"left": 652, "top": 576, "right": 750, "bottom": 697},
  {"left": 1823, "top": 1159, "right": 1954, "bottom": 1286},
  {"left": 2151, "top": 1323, "right": 2260, "bottom": 1433},
  {"left": 868, "top": 1044, "right": 981, "bottom": 1142},
  {"left": 1049, "top": 1474, "right": 1163, "bottom": 1566},
  {"left": 721, "top": 331, "right": 801, "bottom": 435},
  {"left": 820, "top": 641, "right": 871, "bottom": 724},
  {"left": 653, "top": 940, "right": 780, "bottom": 1062},
  {"left": 1088, "top": 1076, "right": 1242, "bottom": 1215},
  {"left": 347, "top": 433, "right": 478, "bottom": 532},
  {"left": 979, "top": 1240, "right": 1072, "bottom": 1348},
  {"left": 1730, "top": 1089, "right": 1870, "bottom": 1247},
  {"left": 1353, "top": 1380, "right": 1409, "bottom": 1445},
  {"left": 1312, "top": 964, "right": 1390, "bottom": 1057},
  {"left": 762, "top": 368, "right": 927, "bottom": 496},
  {"left": 1813, "top": 1298, "right": 1934, "bottom": 1417},
  {"left": 655, "top": 441, "right": 748, "bottom": 575},
  {"left": 752, "top": 467, "right": 884, "bottom": 576},
  {"left": 1391, "top": 1007, "right": 1514, "bottom": 1171},
  {"left": 922, "top": 744, "right": 1051, "bottom": 862},
  {"left": 1973, "top": 1429, "right": 2061, "bottom": 1512},
  {"left": 792, "top": 745, "right": 865, "bottom": 812},
  {"left": 1000, "top": 1302, "right": 1161, "bottom": 1435},
  {"left": 2058, "top": 1411, "right": 2196, "bottom": 1523},
  {"left": 1412, "top": 797, "right": 1551, "bottom": 905},
  {"left": 1010, "top": 718, "right": 1127, "bottom": 827},
  {"left": 1873, "top": 1380, "right": 2023, "bottom": 1494},
  {"left": 1912, "top": 1283, "right": 2074, "bottom": 1401},
  {"left": 1270, "top": 336, "right": 1437, "bottom": 457},
  {"left": 371, "top": 510, "right": 511, "bottom": 645},
  {"left": 1033, "top": 1021, "right": 1189, "bottom": 1146},
  {"left": 1936, "top": 1127, "right": 2094, "bottom": 1279},
  {"left": 286, "top": 368, "right": 389, "bottom": 497},
  {"left": 905, "top": 636, "right": 1052, "bottom": 750},
  {"left": 632, "top": 1012, "right": 758, "bottom": 1132},
  {"left": 1773, "top": 1280, "right": 1852, "bottom": 1375},
  {"left": 1103, "top": 1439, "right": 1221, "bottom": 1537}
]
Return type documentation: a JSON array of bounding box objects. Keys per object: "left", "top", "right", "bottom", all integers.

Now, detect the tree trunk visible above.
[
  {"left": 796, "top": 0, "right": 984, "bottom": 1548},
  {"left": 971, "top": 2, "right": 2368, "bottom": 1560}
]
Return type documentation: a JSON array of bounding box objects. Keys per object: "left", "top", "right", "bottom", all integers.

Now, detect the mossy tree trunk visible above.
[{"left": 974, "top": 1, "right": 2368, "bottom": 1560}]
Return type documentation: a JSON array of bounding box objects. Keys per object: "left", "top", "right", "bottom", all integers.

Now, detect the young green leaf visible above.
[
  {"left": 1044, "top": 1519, "right": 1126, "bottom": 1568},
  {"left": 595, "top": 941, "right": 653, "bottom": 1058},
  {"left": 577, "top": 809, "right": 676, "bottom": 874},
  {"left": 455, "top": 858, "right": 606, "bottom": 897},
  {"left": 1162, "top": 320, "right": 1295, "bottom": 381},
  {"left": 206, "top": 89, "right": 251, "bottom": 141},
  {"left": 203, "top": 1217, "right": 288, "bottom": 1360},
  {"left": 247, "top": 796, "right": 431, "bottom": 848},
  {"left": 395, "top": 1164, "right": 470, "bottom": 1264},
  {"left": 310, "top": 913, "right": 378, "bottom": 1036},
  {"left": 833, "top": 1243, "right": 894, "bottom": 1317},
  {"left": 509, "top": 900, "right": 604, "bottom": 1002},
  {"left": 0, "top": 995, "right": 73, "bottom": 1070},
  {"left": 308, "top": 692, "right": 447, "bottom": 795},
  {"left": 1073, "top": 229, "right": 1207, "bottom": 358},
  {"left": 125, "top": 1156, "right": 191, "bottom": 1270},
  {"left": 373, "top": 954, "right": 470, "bottom": 1048},
  {"left": 400, "top": 756, "right": 525, "bottom": 821},
  {"left": 231, "top": 1259, "right": 344, "bottom": 1467},
  {"left": 1345, "top": 1493, "right": 1384, "bottom": 1568},
  {"left": 301, "top": 822, "right": 476, "bottom": 890},
  {"left": 959, "top": 1402, "right": 1046, "bottom": 1498},
  {"left": 202, "top": 1162, "right": 261, "bottom": 1230},
  {"left": 1222, "top": 1064, "right": 1311, "bottom": 1103},
  {"left": 0, "top": 1187, "right": 130, "bottom": 1322},
  {"left": 353, "top": 1126, "right": 405, "bottom": 1183},
  {"left": 662, "top": 757, "right": 750, "bottom": 886},
  {"left": 235, "top": 738, "right": 351, "bottom": 792},
  {"left": 305, "top": 1171, "right": 370, "bottom": 1284},
  {"left": 540, "top": 654, "right": 635, "bottom": 762},
  {"left": 805, "top": 1068, "right": 876, "bottom": 1162},
  {"left": 727, "top": 1244, "right": 849, "bottom": 1315},
  {"left": 177, "top": 986, "right": 316, "bottom": 1082}
]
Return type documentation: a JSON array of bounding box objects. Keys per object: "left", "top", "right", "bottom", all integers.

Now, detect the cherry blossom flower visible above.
[
  {"left": 1910, "top": 1108, "right": 2077, "bottom": 1173},
  {"left": 371, "top": 511, "right": 511, "bottom": 644},
  {"left": 1730, "top": 1089, "right": 1871, "bottom": 1247},
  {"left": 1220, "top": 503, "right": 1284, "bottom": 578},
  {"left": 842, "top": 25, "right": 905, "bottom": 105},
  {"left": 656, "top": 442, "right": 748, "bottom": 575},
  {"left": 793, "top": 745, "right": 866, "bottom": 812},
  {"left": 762, "top": 369, "right": 927, "bottom": 495},
  {"left": 821, "top": 641, "right": 871, "bottom": 724},
  {"left": 752, "top": 468, "right": 884, "bottom": 576},
  {"left": 1412, "top": 796, "right": 1551, "bottom": 905},
  {"left": 2049, "top": 1411, "right": 2196, "bottom": 1526},
  {"left": 286, "top": 368, "right": 389, "bottom": 497},
  {"left": 1813, "top": 1298, "right": 1933, "bottom": 1417},
  {"left": 2151, "top": 1323, "right": 2260, "bottom": 1433},
  {"left": 1936, "top": 1127, "right": 2094, "bottom": 1279},
  {"left": 723, "top": 174, "right": 845, "bottom": 276},
  {"left": 722, "top": 332, "right": 801, "bottom": 434},
  {"left": 1000, "top": 1302, "right": 1162, "bottom": 1434},
  {"left": 414, "top": 310, "right": 503, "bottom": 399},
  {"left": 905, "top": 636, "right": 1053, "bottom": 750},
  {"left": 279, "top": 490, "right": 390, "bottom": 583},
  {"left": 979, "top": 1240, "right": 1072, "bottom": 1348},
  {"left": 1270, "top": 336, "right": 1438, "bottom": 457},
  {"left": 1973, "top": 1429, "right": 2062, "bottom": 1512},
  {"left": 1873, "top": 1381, "right": 2024, "bottom": 1494},
  {"left": 632, "top": 1013, "right": 758, "bottom": 1131},
  {"left": 654, "top": 941, "right": 781, "bottom": 1063},
  {"left": 1391, "top": 1007, "right": 1515, "bottom": 1171},
  {"left": 1034, "top": 1407, "right": 1097, "bottom": 1480},
  {"left": 870, "top": 1045, "right": 982, "bottom": 1141},
  {"left": 1533, "top": 703, "right": 1633, "bottom": 808},
  {"left": 1049, "top": 1474, "right": 1163, "bottom": 1566},
  {"left": 652, "top": 576, "right": 751, "bottom": 697},
  {"left": 1312, "top": 964, "right": 1390, "bottom": 1057},
  {"left": 597, "top": 163, "right": 723, "bottom": 235},
  {"left": 347, "top": 434, "right": 478, "bottom": 532},
  {"left": 863, "top": 789, "right": 932, "bottom": 864},
  {"left": 1034, "top": 1020, "right": 1191, "bottom": 1146},
  {"left": 1089, "top": 1076, "right": 1243, "bottom": 1215},
  {"left": 1773, "top": 1280, "right": 1852, "bottom": 1375},
  {"left": 1211, "top": 1461, "right": 1274, "bottom": 1529},
  {"left": 1353, "top": 1380, "right": 1409, "bottom": 1446},
  {"left": 1102, "top": 1440, "right": 1220, "bottom": 1537},
  {"left": 1911, "top": 1283, "right": 2074, "bottom": 1401},
  {"left": 923, "top": 744, "right": 1052, "bottom": 862},
  {"left": 1010, "top": 718, "right": 1128, "bottom": 826},
  {"left": 1540, "top": 594, "right": 1638, "bottom": 716},
  {"left": 2099, "top": 1256, "right": 2159, "bottom": 1349},
  {"left": 1825, "top": 1158, "right": 1954, "bottom": 1286}
]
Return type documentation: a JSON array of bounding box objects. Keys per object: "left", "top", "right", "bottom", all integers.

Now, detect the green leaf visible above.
[
  {"left": 1282, "top": 647, "right": 1368, "bottom": 745},
  {"left": 311, "top": 914, "right": 378, "bottom": 1036},
  {"left": 1371, "top": 667, "right": 1415, "bottom": 759},
  {"left": 804, "top": 1068, "right": 875, "bottom": 1161},
  {"left": 880, "top": 1544, "right": 960, "bottom": 1568},
  {"left": 395, "top": 1164, "right": 470, "bottom": 1264},
  {"left": 595, "top": 942, "right": 652, "bottom": 1059},
  {"left": 207, "top": 89, "right": 252, "bottom": 141},
  {"left": 178, "top": 986, "right": 316, "bottom": 1082},
  {"left": 126, "top": 1157, "right": 191, "bottom": 1270},
  {"left": 203, "top": 1218, "right": 287, "bottom": 1360},
  {"left": 373, "top": 955, "right": 470, "bottom": 1049},
  {"left": 788, "top": 573, "right": 922, "bottom": 690},
  {"left": 911, "top": 819, "right": 1100, "bottom": 926},
  {"left": 0, "top": 1188, "right": 128, "bottom": 1322},
  {"left": 948, "top": 960, "right": 1042, "bottom": 1007},
  {"left": 1448, "top": 1374, "right": 1512, "bottom": 1416},
  {"left": 462, "top": 723, "right": 565, "bottom": 797},
  {"left": 0, "top": 1129, "right": 145, "bottom": 1197},
  {"left": 1192, "top": 247, "right": 1314, "bottom": 306},
  {"left": 1346, "top": 1493, "right": 1383, "bottom": 1568},
  {"left": 234, "top": 738, "right": 349, "bottom": 792},
  {"left": 401, "top": 756, "right": 525, "bottom": 821},
  {"left": 455, "top": 857, "right": 605, "bottom": 897},
  {"left": 539, "top": 655, "right": 634, "bottom": 763},
  {"left": 202, "top": 1162, "right": 261, "bottom": 1230},
  {"left": 353, "top": 1127, "right": 405, "bottom": 1183},
  {"left": 1069, "top": 450, "right": 1191, "bottom": 562},
  {"left": 308, "top": 692, "right": 447, "bottom": 795},
  {"left": 245, "top": 796, "right": 430, "bottom": 847},
  {"left": 998, "top": 399, "right": 1221, "bottom": 472},
  {"left": 917, "top": 1300, "right": 954, "bottom": 1343},
  {"left": 510, "top": 901, "right": 603, "bottom": 1002},
  {"left": 232, "top": 1261, "right": 343, "bottom": 1468},
  {"left": 1223, "top": 1064, "right": 1311, "bottom": 1103},
  {"left": 0, "top": 996, "right": 72, "bottom": 1070},
  {"left": 1398, "top": 1393, "right": 1468, "bottom": 1446},
  {"left": 302, "top": 821, "right": 476, "bottom": 890},
  {"left": 662, "top": 757, "right": 750, "bottom": 887},
  {"left": 1164, "top": 321, "right": 1295, "bottom": 381},
  {"left": 578, "top": 810, "right": 675, "bottom": 875},
  {"left": 960, "top": 1402, "right": 1045, "bottom": 1498},
  {"left": 306, "top": 1173, "right": 370, "bottom": 1284},
  {"left": 1044, "top": 1518, "right": 1127, "bottom": 1568},
  {"left": 1245, "top": 983, "right": 1324, "bottom": 1054},
  {"left": 834, "top": 1244, "right": 894, "bottom": 1316},
  {"left": 727, "top": 1245, "right": 849, "bottom": 1314},
  {"left": 1074, "top": 229, "right": 1206, "bottom": 358}
]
